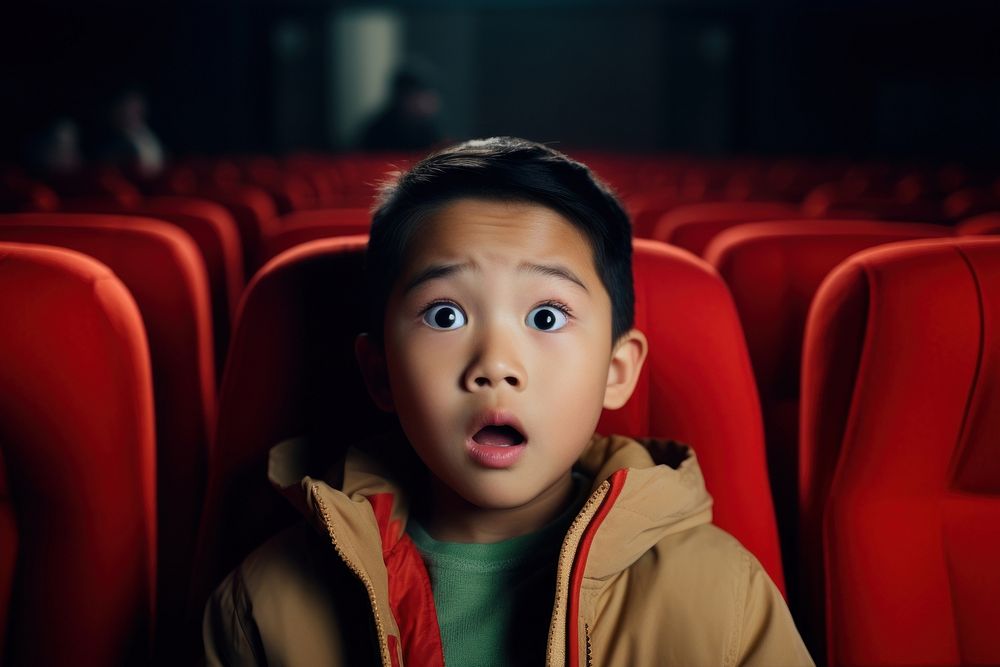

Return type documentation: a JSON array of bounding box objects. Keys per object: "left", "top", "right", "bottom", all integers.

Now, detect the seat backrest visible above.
[
  {"left": 278, "top": 207, "right": 371, "bottom": 228},
  {"left": 196, "top": 236, "right": 785, "bottom": 603},
  {"left": 45, "top": 167, "right": 141, "bottom": 206},
  {"left": 599, "top": 239, "right": 784, "bottom": 589},
  {"left": 193, "top": 236, "right": 381, "bottom": 608},
  {"left": 139, "top": 196, "right": 245, "bottom": 315},
  {"left": 0, "top": 176, "right": 59, "bottom": 212},
  {"left": 802, "top": 186, "right": 944, "bottom": 222},
  {"left": 800, "top": 237, "right": 1000, "bottom": 667},
  {"left": 651, "top": 201, "right": 802, "bottom": 256},
  {"left": 195, "top": 185, "right": 279, "bottom": 278},
  {"left": 943, "top": 188, "right": 1000, "bottom": 220},
  {"left": 0, "top": 214, "right": 216, "bottom": 640},
  {"left": 0, "top": 446, "right": 16, "bottom": 657},
  {"left": 139, "top": 197, "right": 244, "bottom": 373},
  {"left": 957, "top": 212, "right": 1000, "bottom": 236},
  {"left": 623, "top": 192, "right": 688, "bottom": 239},
  {"left": 264, "top": 208, "right": 371, "bottom": 262},
  {"left": 704, "top": 220, "right": 950, "bottom": 569},
  {"left": 62, "top": 196, "right": 245, "bottom": 377},
  {"left": 0, "top": 242, "right": 156, "bottom": 666}
]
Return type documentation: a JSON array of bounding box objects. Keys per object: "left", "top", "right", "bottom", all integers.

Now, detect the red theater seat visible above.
[
  {"left": 704, "top": 220, "right": 950, "bottom": 565},
  {"left": 802, "top": 184, "right": 944, "bottom": 222},
  {"left": 196, "top": 185, "right": 279, "bottom": 278},
  {"left": 284, "top": 155, "right": 341, "bottom": 207},
  {"left": 62, "top": 197, "right": 245, "bottom": 376},
  {"left": 0, "top": 176, "right": 59, "bottom": 212},
  {"left": 0, "top": 214, "right": 216, "bottom": 643},
  {"left": 241, "top": 157, "right": 316, "bottom": 213},
  {"left": 278, "top": 207, "right": 371, "bottom": 228},
  {"left": 192, "top": 235, "right": 376, "bottom": 612},
  {"left": 624, "top": 192, "right": 688, "bottom": 239},
  {"left": 651, "top": 201, "right": 803, "bottom": 256},
  {"left": 45, "top": 167, "right": 141, "bottom": 207},
  {"left": 598, "top": 239, "right": 783, "bottom": 591},
  {"left": 943, "top": 188, "right": 1000, "bottom": 221},
  {"left": 134, "top": 197, "right": 244, "bottom": 367},
  {"left": 195, "top": 236, "right": 785, "bottom": 610},
  {"left": 957, "top": 212, "right": 1000, "bottom": 236},
  {"left": 762, "top": 161, "right": 847, "bottom": 202},
  {"left": 799, "top": 237, "right": 1000, "bottom": 667},
  {"left": 329, "top": 153, "right": 416, "bottom": 208},
  {"left": 0, "top": 242, "right": 156, "bottom": 666},
  {"left": 0, "top": 448, "right": 16, "bottom": 656},
  {"left": 264, "top": 208, "right": 371, "bottom": 261}
]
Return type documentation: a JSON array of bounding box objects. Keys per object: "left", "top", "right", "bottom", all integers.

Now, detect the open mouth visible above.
[{"left": 472, "top": 424, "right": 526, "bottom": 447}]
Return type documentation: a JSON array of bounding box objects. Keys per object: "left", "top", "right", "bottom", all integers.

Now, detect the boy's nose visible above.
[{"left": 463, "top": 339, "right": 526, "bottom": 392}]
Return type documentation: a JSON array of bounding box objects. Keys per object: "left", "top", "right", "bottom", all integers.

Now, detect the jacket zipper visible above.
[
  {"left": 547, "top": 469, "right": 628, "bottom": 667},
  {"left": 584, "top": 623, "right": 593, "bottom": 667},
  {"left": 545, "top": 480, "right": 610, "bottom": 666},
  {"left": 312, "top": 483, "right": 392, "bottom": 666}
]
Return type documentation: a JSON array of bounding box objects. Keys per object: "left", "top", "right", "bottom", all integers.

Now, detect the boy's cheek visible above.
[{"left": 393, "top": 338, "right": 463, "bottom": 385}]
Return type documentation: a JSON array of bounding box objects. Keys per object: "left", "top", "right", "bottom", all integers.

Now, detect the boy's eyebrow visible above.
[
  {"left": 402, "top": 261, "right": 589, "bottom": 294},
  {"left": 518, "top": 262, "right": 589, "bottom": 293},
  {"left": 402, "top": 262, "right": 475, "bottom": 294}
]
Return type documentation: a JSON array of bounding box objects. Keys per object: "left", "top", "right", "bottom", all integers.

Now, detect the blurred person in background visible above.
[
  {"left": 101, "top": 88, "right": 165, "bottom": 178},
  {"left": 360, "top": 63, "right": 444, "bottom": 151}
]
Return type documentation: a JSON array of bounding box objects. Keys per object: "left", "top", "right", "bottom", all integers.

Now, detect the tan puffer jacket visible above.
[{"left": 204, "top": 433, "right": 814, "bottom": 666}]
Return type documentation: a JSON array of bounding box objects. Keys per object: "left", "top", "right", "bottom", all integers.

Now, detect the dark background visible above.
[{"left": 2, "top": 0, "right": 999, "bottom": 162}]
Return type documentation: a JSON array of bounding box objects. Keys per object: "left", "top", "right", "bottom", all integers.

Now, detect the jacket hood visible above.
[{"left": 267, "top": 431, "right": 714, "bottom": 579}]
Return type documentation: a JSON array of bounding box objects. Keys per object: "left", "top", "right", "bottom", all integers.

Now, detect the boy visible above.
[{"left": 204, "top": 137, "right": 813, "bottom": 666}]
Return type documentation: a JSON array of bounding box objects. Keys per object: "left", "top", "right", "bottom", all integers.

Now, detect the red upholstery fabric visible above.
[
  {"left": 597, "top": 239, "right": 783, "bottom": 591},
  {"left": 0, "top": 176, "right": 58, "bottom": 212},
  {"left": 196, "top": 236, "right": 785, "bottom": 605},
  {"left": 278, "top": 208, "right": 371, "bottom": 228},
  {"left": 194, "top": 235, "right": 379, "bottom": 609},
  {"left": 0, "top": 214, "right": 216, "bottom": 643},
  {"left": 136, "top": 197, "right": 244, "bottom": 317},
  {"left": 284, "top": 156, "right": 340, "bottom": 207},
  {"left": 623, "top": 192, "right": 688, "bottom": 239},
  {"left": 800, "top": 237, "right": 1000, "bottom": 666},
  {"left": 45, "top": 167, "right": 142, "bottom": 207},
  {"left": 957, "top": 212, "right": 1000, "bottom": 236},
  {"left": 0, "top": 242, "right": 156, "bottom": 665},
  {"left": 195, "top": 185, "right": 279, "bottom": 277},
  {"left": 264, "top": 208, "right": 371, "bottom": 262},
  {"left": 651, "top": 202, "right": 803, "bottom": 256},
  {"left": 241, "top": 157, "right": 316, "bottom": 213},
  {"left": 943, "top": 188, "right": 1000, "bottom": 220},
  {"left": 138, "top": 197, "right": 244, "bottom": 374},
  {"left": 62, "top": 197, "right": 246, "bottom": 376},
  {"left": 0, "top": 447, "right": 16, "bottom": 657},
  {"left": 802, "top": 186, "right": 944, "bottom": 222},
  {"left": 704, "top": 220, "right": 950, "bottom": 574}
]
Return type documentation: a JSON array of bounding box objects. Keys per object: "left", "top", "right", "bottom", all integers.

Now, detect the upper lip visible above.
[{"left": 467, "top": 408, "right": 528, "bottom": 443}]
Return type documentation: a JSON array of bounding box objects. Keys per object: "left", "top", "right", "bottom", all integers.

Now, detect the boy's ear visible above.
[
  {"left": 603, "top": 328, "right": 648, "bottom": 410},
  {"left": 355, "top": 333, "right": 395, "bottom": 413}
]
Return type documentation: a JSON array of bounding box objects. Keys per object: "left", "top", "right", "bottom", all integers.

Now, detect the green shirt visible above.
[{"left": 407, "top": 476, "right": 589, "bottom": 667}]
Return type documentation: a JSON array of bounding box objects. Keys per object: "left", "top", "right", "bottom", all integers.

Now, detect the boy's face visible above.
[{"left": 360, "top": 198, "right": 646, "bottom": 512}]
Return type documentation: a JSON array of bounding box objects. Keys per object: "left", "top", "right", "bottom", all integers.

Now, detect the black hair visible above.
[{"left": 365, "top": 136, "right": 634, "bottom": 344}]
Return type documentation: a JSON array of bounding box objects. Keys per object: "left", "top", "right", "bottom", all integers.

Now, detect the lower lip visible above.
[{"left": 465, "top": 438, "right": 527, "bottom": 469}]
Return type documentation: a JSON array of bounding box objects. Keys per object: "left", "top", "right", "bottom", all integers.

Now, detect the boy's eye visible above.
[
  {"left": 526, "top": 305, "right": 568, "bottom": 331},
  {"left": 422, "top": 303, "right": 467, "bottom": 330}
]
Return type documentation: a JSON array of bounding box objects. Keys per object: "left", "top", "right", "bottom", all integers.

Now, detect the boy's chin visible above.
[
  {"left": 453, "top": 476, "right": 567, "bottom": 512},
  {"left": 459, "top": 488, "right": 537, "bottom": 511}
]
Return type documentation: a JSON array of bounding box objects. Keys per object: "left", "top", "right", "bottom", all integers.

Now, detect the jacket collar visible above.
[{"left": 267, "top": 431, "right": 714, "bottom": 580}]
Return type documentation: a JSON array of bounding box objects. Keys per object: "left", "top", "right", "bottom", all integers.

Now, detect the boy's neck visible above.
[{"left": 420, "top": 472, "right": 576, "bottom": 544}]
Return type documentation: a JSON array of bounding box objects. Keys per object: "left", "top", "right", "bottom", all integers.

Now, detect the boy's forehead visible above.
[{"left": 402, "top": 198, "right": 595, "bottom": 270}]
